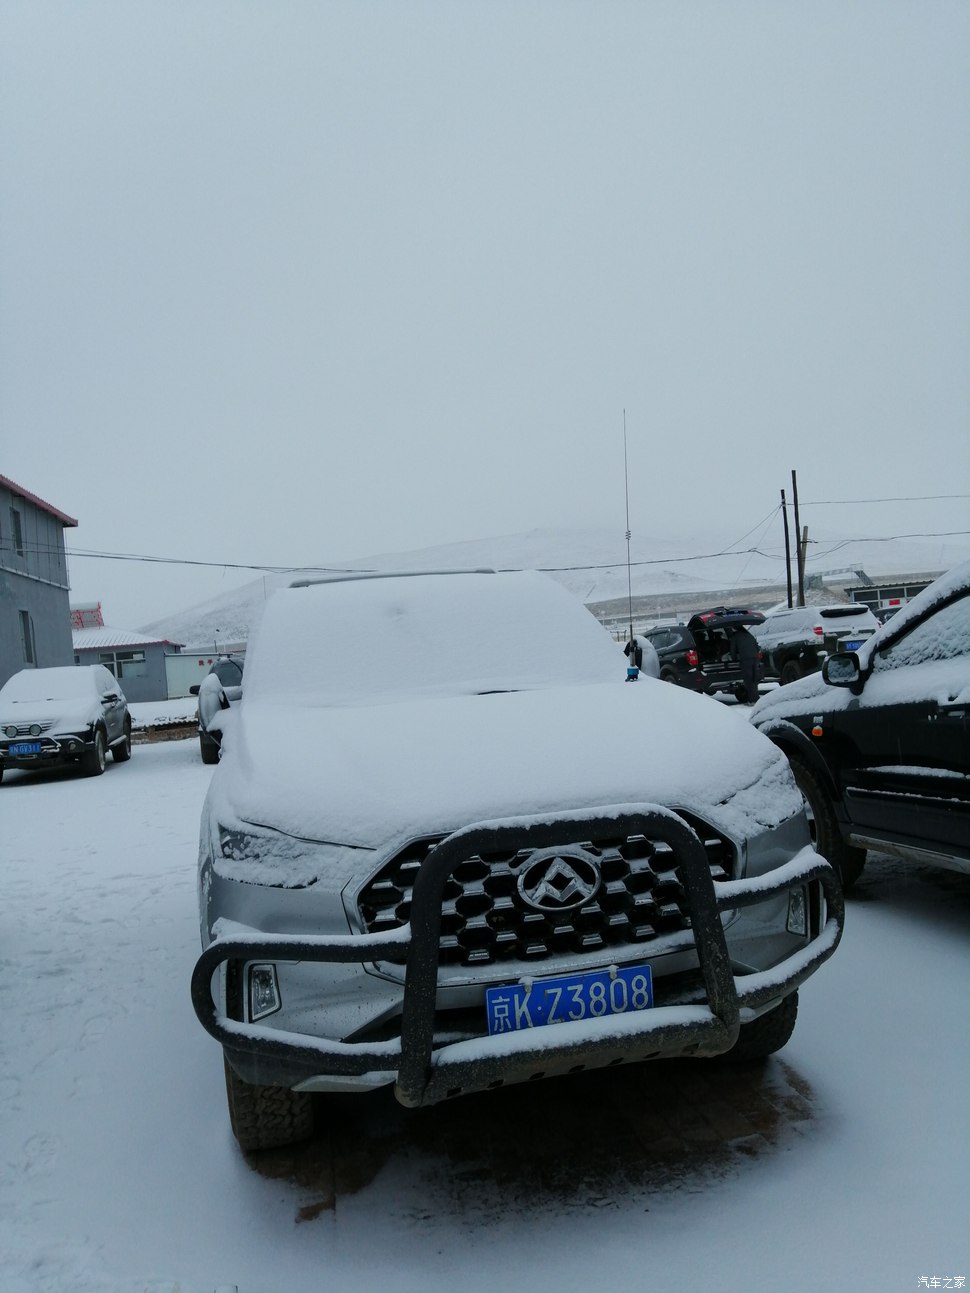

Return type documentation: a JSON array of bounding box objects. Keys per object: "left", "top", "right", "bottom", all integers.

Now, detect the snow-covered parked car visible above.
[
  {"left": 189, "top": 655, "right": 244, "bottom": 764},
  {"left": 191, "top": 570, "right": 843, "bottom": 1152},
  {"left": 0, "top": 664, "right": 131, "bottom": 782},
  {"left": 750, "top": 560, "right": 970, "bottom": 890}
]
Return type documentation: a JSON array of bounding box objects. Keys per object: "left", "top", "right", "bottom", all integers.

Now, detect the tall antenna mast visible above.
[{"left": 623, "top": 410, "right": 638, "bottom": 679}]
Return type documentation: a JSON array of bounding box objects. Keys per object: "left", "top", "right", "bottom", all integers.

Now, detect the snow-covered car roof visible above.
[{"left": 0, "top": 666, "right": 105, "bottom": 703}]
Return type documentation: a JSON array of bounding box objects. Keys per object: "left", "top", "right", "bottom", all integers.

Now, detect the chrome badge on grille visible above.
[{"left": 516, "top": 848, "right": 602, "bottom": 912}]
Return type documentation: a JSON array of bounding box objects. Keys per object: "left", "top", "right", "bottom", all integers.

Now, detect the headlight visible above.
[
  {"left": 213, "top": 822, "right": 374, "bottom": 891},
  {"left": 4, "top": 725, "right": 17, "bottom": 738}
]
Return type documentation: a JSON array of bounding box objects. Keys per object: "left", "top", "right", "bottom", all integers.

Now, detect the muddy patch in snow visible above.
[{"left": 249, "top": 1056, "right": 816, "bottom": 1223}]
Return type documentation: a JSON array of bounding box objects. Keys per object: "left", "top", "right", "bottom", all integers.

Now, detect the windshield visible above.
[
  {"left": 0, "top": 668, "right": 95, "bottom": 704},
  {"left": 244, "top": 571, "right": 624, "bottom": 707},
  {"left": 212, "top": 659, "right": 244, "bottom": 686},
  {"left": 818, "top": 607, "right": 877, "bottom": 623}
]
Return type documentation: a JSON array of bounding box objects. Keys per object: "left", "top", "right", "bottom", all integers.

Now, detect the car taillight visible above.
[
  {"left": 813, "top": 626, "right": 824, "bottom": 636},
  {"left": 687, "top": 648, "right": 699, "bottom": 667}
]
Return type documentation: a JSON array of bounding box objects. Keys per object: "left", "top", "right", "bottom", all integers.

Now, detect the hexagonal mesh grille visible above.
[{"left": 356, "top": 817, "right": 734, "bottom": 968}]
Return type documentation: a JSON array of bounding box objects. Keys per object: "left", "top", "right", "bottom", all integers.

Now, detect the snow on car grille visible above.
[
  {"left": 356, "top": 817, "right": 734, "bottom": 968},
  {"left": 4, "top": 722, "right": 55, "bottom": 737}
]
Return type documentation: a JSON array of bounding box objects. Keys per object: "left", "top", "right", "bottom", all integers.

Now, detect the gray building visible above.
[
  {"left": 0, "top": 474, "right": 77, "bottom": 689},
  {"left": 73, "top": 626, "right": 184, "bottom": 703}
]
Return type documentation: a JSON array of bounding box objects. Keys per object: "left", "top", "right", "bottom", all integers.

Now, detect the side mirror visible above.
[
  {"left": 822, "top": 652, "right": 863, "bottom": 691},
  {"left": 189, "top": 685, "right": 201, "bottom": 696}
]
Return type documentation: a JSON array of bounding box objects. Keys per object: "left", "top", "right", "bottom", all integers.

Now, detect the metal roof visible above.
[
  {"left": 73, "top": 627, "right": 183, "bottom": 650},
  {"left": 0, "top": 474, "right": 78, "bottom": 527}
]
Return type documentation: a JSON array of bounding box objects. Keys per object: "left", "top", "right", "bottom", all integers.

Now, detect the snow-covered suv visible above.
[
  {"left": 191, "top": 570, "right": 843, "bottom": 1152},
  {"left": 0, "top": 665, "right": 131, "bottom": 781},
  {"left": 753, "top": 603, "right": 880, "bottom": 685}
]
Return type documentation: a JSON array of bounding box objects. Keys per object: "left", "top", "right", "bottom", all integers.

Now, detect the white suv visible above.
[{"left": 753, "top": 603, "right": 880, "bottom": 685}]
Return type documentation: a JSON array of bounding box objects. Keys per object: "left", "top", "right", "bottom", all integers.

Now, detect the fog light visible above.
[
  {"left": 786, "top": 887, "right": 808, "bottom": 937},
  {"left": 248, "top": 963, "right": 281, "bottom": 1021}
]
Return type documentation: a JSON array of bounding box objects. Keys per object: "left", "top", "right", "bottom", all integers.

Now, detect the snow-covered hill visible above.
[{"left": 139, "top": 526, "right": 970, "bottom": 647}]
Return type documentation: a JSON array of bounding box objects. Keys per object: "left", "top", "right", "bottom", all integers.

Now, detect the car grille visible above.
[
  {"left": 4, "top": 722, "right": 55, "bottom": 737},
  {"left": 356, "top": 815, "right": 734, "bottom": 968}
]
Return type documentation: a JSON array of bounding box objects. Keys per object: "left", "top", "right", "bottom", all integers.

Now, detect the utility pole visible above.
[
  {"left": 791, "top": 470, "right": 806, "bottom": 606},
  {"left": 781, "top": 488, "right": 793, "bottom": 608}
]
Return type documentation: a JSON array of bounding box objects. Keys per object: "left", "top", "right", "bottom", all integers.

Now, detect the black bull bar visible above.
[{"left": 191, "top": 808, "right": 844, "bottom": 1107}]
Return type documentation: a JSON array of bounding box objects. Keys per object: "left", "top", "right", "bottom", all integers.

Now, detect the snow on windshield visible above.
[
  {"left": 0, "top": 667, "right": 96, "bottom": 703},
  {"left": 857, "top": 559, "right": 970, "bottom": 669},
  {"left": 244, "top": 570, "right": 626, "bottom": 707},
  {"left": 870, "top": 590, "right": 969, "bottom": 672}
]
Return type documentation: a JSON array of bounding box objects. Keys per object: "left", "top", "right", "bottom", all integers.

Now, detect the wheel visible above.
[
  {"left": 111, "top": 719, "right": 132, "bottom": 762},
  {"left": 223, "top": 1056, "right": 314, "bottom": 1152},
  {"left": 789, "top": 755, "right": 866, "bottom": 889},
  {"left": 660, "top": 668, "right": 678, "bottom": 685},
  {"left": 728, "top": 991, "right": 799, "bottom": 1061},
  {"left": 82, "top": 728, "right": 107, "bottom": 777},
  {"left": 780, "top": 659, "right": 803, "bottom": 685},
  {"left": 199, "top": 733, "right": 220, "bottom": 765}
]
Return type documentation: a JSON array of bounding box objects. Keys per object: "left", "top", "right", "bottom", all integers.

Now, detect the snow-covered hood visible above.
[
  {"left": 0, "top": 696, "right": 102, "bottom": 735},
  {"left": 207, "top": 679, "right": 802, "bottom": 851}
]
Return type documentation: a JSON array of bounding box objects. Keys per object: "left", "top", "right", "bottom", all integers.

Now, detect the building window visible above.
[
  {"left": 11, "top": 508, "right": 25, "bottom": 557},
  {"left": 19, "top": 610, "right": 36, "bottom": 664},
  {"left": 98, "top": 650, "right": 147, "bottom": 679}
]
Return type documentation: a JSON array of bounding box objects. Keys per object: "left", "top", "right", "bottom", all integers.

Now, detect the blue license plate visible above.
[
  {"left": 843, "top": 639, "right": 863, "bottom": 651},
  {"left": 9, "top": 741, "right": 42, "bottom": 756},
  {"left": 485, "top": 963, "right": 653, "bottom": 1035}
]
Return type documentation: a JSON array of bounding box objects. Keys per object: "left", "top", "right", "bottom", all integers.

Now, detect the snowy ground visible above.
[{"left": 1, "top": 735, "right": 967, "bottom": 1293}]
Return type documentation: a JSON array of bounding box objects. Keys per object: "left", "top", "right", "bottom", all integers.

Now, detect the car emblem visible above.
[{"left": 517, "top": 849, "right": 601, "bottom": 912}]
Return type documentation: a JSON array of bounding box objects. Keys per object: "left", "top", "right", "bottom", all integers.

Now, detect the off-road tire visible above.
[
  {"left": 223, "top": 1056, "right": 314, "bottom": 1152},
  {"left": 728, "top": 991, "right": 799, "bottom": 1061},
  {"left": 789, "top": 755, "right": 866, "bottom": 890},
  {"left": 82, "top": 729, "right": 107, "bottom": 777},
  {"left": 780, "top": 659, "right": 804, "bottom": 685},
  {"left": 111, "top": 720, "right": 132, "bottom": 762},
  {"left": 200, "top": 734, "right": 220, "bottom": 765}
]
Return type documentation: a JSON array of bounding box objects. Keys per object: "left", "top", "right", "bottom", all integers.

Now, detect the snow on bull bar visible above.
[{"left": 190, "top": 569, "right": 845, "bottom": 1152}]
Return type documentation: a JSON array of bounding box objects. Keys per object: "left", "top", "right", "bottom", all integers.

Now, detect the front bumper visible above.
[
  {"left": 0, "top": 730, "right": 94, "bottom": 769},
  {"left": 191, "top": 808, "right": 843, "bottom": 1108}
]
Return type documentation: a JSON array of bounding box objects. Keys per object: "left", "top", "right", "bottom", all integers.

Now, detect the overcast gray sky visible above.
[{"left": 2, "top": 1, "right": 968, "bottom": 627}]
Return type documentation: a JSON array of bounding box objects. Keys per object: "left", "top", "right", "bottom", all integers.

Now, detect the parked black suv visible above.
[
  {"left": 750, "top": 561, "right": 970, "bottom": 889},
  {"left": 643, "top": 608, "right": 773, "bottom": 699}
]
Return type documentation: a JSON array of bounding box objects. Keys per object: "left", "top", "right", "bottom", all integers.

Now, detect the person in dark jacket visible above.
[{"left": 729, "top": 625, "right": 761, "bottom": 703}]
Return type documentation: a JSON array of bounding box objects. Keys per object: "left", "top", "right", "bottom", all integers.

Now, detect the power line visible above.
[
  {"left": 5, "top": 523, "right": 968, "bottom": 581},
  {"left": 801, "top": 493, "right": 970, "bottom": 505}
]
